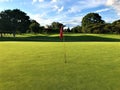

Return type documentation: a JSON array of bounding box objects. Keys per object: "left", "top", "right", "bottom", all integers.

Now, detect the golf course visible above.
[{"left": 0, "top": 34, "right": 120, "bottom": 90}]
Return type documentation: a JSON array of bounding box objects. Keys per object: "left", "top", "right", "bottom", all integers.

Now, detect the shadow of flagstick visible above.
[{"left": 63, "top": 36, "right": 67, "bottom": 63}]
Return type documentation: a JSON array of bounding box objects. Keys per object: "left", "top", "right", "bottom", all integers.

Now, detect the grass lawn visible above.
[
  {"left": 0, "top": 41, "right": 120, "bottom": 90},
  {"left": 1, "top": 33, "right": 120, "bottom": 42}
]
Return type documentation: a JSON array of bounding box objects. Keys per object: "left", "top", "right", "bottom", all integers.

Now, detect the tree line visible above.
[
  {"left": 0, "top": 9, "right": 64, "bottom": 37},
  {"left": 71, "top": 13, "right": 120, "bottom": 34},
  {"left": 0, "top": 9, "right": 120, "bottom": 37}
]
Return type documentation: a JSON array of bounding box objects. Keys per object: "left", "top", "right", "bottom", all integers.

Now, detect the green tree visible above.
[
  {"left": 39, "top": 26, "right": 45, "bottom": 33},
  {"left": 65, "top": 27, "right": 71, "bottom": 32},
  {"left": 0, "top": 10, "right": 14, "bottom": 37},
  {"left": 11, "top": 9, "right": 30, "bottom": 33},
  {"left": 51, "top": 22, "right": 64, "bottom": 33},
  {"left": 82, "top": 13, "right": 105, "bottom": 33},
  {"left": 112, "top": 20, "right": 120, "bottom": 34},
  {"left": 29, "top": 20, "right": 40, "bottom": 33},
  {"left": 0, "top": 9, "right": 30, "bottom": 37},
  {"left": 112, "top": 20, "right": 120, "bottom": 25},
  {"left": 71, "top": 26, "right": 82, "bottom": 33},
  {"left": 102, "top": 23, "right": 112, "bottom": 33},
  {"left": 88, "top": 23, "right": 106, "bottom": 33}
]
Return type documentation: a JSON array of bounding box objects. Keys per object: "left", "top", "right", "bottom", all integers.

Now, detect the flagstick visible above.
[{"left": 60, "top": 26, "right": 67, "bottom": 63}]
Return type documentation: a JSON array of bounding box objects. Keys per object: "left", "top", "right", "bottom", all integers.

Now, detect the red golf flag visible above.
[{"left": 60, "top": 26, "right": 63, "bottom": 39}]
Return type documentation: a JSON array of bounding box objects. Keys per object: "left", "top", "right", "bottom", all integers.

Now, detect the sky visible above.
[{"left": 0, "top": 0, "right": 120, "bottom": 28}]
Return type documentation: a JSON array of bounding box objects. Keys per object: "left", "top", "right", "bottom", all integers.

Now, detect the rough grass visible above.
[
  {"left": 1, "top": 33, "right": 120, "bottom": 42},
  {"left": 0, "top": 42, "right": 120, "bottom": 90}
]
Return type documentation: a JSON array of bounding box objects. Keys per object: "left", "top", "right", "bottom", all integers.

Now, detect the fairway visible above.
[{"left": 0, "top": 42, "right": 120, "bottom": 90}]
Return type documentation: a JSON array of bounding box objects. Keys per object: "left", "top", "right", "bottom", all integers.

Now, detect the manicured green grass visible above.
[{"left": 0, "top": 42, "right": 120, "bottom": 90}]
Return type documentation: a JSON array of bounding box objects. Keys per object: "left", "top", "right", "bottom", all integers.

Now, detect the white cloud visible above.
[
  {"left": 95, "top": 8, "right": 111, "bottom": 13},
  {"left": 58, "top": 6, "right": 64, "bottom": 13},
  {"left": 28, "top": 12, "right": 81, "bottom": 28},
  {"left": 103, "top": 16, "right": 119, "bottom": 23},
  {"left": 38, "top": 0, "right": 44, "bottom": 2},
  {"left": 61, "top": 16, "right": 84, "bottom": 28},
  {"left": 106, "top": 0, "right": 115, "bottom": 6},
  {"left": 53, "top": 5, "right": 59, "bottom": 10},
  {"left": 29, "top": 13, "right": 56, "bottom": 26},
  {"left": 52, "top": 5, "right": 64, "bottom": 13},
  {"left": 51, "top": 0, "right": 58, "bottom": 3},
  {"left": 29, "top": 0, "right": 120, "bottom": 27},
  {"left": 67, "top": 0, "right": 106, "bottom": 14},
  {"left": 32, "top": 0, "right": 44, "bottom": 4},
  {"left": 69, "top": 16, "right": 83, "bottom": 25},
  {"left": 32, "top": 0, "right": 37, "bottom": 4},
  {"left": 68, "top": 6, "right": 81, "bottom": 13},
  {"left": 30, "top": 0, "right": 108, "bottom": 27},
  {"left": 32, "top": 0, "right": 37, "bottom": 3},
  {"left": 105, "top": 0, "right": 120, "bottom": 15}
]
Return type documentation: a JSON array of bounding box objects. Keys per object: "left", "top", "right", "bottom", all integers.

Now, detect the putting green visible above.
[{"left": 0, "top": 42, "right": 120, "bottom": 90}]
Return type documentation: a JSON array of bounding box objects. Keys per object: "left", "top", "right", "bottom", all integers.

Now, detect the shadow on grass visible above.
[{"left": 0, "top": 35, "right": 120, "bottom": 42}]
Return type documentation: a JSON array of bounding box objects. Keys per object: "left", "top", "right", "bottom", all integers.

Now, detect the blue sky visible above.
[{"left": 0, "top": 0, "right": 120, "bottom": 28}]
